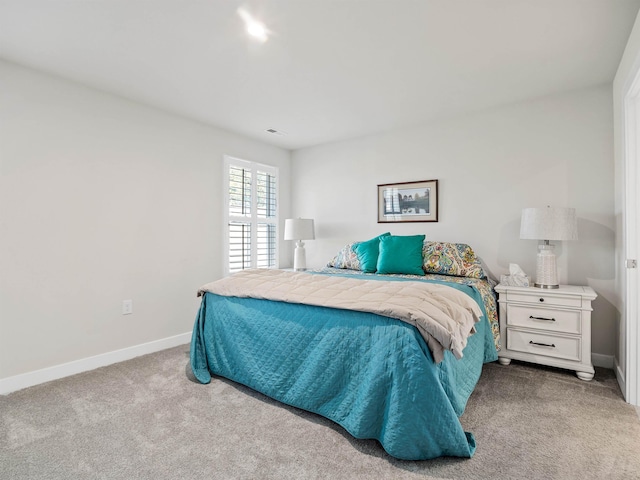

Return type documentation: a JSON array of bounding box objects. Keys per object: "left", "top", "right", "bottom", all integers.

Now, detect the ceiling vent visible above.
[{"left": 265, "top": 128, "right": 286, "bottom": 136}]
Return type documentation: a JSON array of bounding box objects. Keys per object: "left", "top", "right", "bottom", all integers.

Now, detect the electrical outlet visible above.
[{"left": 122, "top": 299, "right": 133, "bottom": 315}]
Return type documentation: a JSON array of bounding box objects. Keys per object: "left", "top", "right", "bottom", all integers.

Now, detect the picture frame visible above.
[{"left": 377, "top": 179, "right": 439, "bottom": 223}]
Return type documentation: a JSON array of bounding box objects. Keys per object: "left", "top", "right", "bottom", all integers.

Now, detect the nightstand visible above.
[{"left": 494, "top": 284, "right": 597, "bottom": 381}]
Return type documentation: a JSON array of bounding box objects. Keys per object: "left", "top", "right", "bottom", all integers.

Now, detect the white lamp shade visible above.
[
  {"left": 284, "top": 218, "right": 315, "bottom": 241},
  {"left": 520, "top": 207, "right": 578, "bottom": 241}
]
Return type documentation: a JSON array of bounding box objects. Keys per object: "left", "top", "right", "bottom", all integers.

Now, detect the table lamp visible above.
[
  {"left": 520, "top": 206, "right": 578, "bottom": 289},
  {"left": 284, "top": 218, "right": 315, "bottom": 271}
]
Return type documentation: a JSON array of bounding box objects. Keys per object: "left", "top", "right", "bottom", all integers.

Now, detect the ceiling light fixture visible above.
[{"left": 238, "top": 8, "right": 268, "bottom": 43}]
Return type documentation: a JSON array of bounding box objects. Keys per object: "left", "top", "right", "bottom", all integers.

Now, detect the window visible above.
[{"left": 224, "top": 156, "right": 278, "bottom": 275}]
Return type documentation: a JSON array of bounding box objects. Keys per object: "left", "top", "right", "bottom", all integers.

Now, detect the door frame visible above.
[{"left": 623, "top": 74, "right": 640, "bottom": 406}]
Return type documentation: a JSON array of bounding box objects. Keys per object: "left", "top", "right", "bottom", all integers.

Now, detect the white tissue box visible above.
[{"left": 500, "top": 274, "right": 530, "bottom": 287}]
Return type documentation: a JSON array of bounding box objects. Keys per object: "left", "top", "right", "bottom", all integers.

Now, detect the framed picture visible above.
[{"left": 377, "top": 179, "right": 439, "bottom": 223}]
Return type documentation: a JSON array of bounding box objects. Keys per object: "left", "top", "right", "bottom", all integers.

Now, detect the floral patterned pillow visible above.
[
  {"left": 326, "top": 242, "right": 361, "bottom": 270},
  {"left": 422, "top": 241, "right": 486, "bottom": 279}
]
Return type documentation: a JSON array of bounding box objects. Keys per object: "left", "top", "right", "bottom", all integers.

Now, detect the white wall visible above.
[
  {"left": 292, "top": 86, "right": 616, "bottom": 358},
  {"left": 0, "top": 60, "right": 291, "bottom": 380}
]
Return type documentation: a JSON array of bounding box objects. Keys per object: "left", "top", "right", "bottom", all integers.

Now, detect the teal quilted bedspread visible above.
[{"left": 190, "top": 276, "right": 497, "bottom": 460}]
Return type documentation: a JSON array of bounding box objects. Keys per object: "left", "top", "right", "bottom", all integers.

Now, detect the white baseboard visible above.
[
  {"left": 0, "top": 332, "right": 192, "bottom": 395},
  {"left": 592, "top": 353, "right": 614, "bottom": 369}
]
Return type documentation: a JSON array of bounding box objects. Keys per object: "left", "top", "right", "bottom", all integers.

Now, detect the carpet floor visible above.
[{"left": 1, "top": 345, "right": 639, "bottom": 480}]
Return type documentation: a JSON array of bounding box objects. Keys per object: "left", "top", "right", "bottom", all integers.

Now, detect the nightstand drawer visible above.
[
  {"left": 506, "top": 292, "right": 581, "bottom": 308},
  {"left": 507, "top": 329, "right": 580, "bottom": 362},
  {"left": 506, "top": 305, "right": 581, "bottom": 334}
]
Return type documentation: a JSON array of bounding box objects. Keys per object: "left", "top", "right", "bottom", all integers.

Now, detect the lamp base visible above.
[
  {"left": 534, "top": 242, "right": 559, "bottom": 289},
  {"left": 293, "top": 240, "right": 307, "bottom": 271}
]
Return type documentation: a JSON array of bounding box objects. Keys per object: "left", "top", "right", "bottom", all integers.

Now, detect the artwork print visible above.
[{"left": 377, "top": 179, "right": 439, "bottom": 223}]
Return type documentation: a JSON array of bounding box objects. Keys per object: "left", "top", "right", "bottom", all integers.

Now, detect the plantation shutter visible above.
[{"left": 225, "top": 158, "right": 278, "bottom": 274}]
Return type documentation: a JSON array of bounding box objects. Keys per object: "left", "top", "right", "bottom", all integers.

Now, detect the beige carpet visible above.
[{"left": 1, "top": 345, "right": 639, "bottom": 480}]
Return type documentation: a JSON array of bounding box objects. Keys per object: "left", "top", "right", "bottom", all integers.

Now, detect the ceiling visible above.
[{"left": 1, "top": 1, "right": 639, "bottom": 150}]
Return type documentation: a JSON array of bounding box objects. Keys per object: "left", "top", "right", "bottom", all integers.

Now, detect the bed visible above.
[{"left": 190, "top": 237, "right": 500, "bottom": 461}]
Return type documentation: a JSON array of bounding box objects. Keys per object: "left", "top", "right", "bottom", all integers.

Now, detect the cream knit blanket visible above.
[{"left": 198, "top": 269, "right": 483, "bottom": 363}]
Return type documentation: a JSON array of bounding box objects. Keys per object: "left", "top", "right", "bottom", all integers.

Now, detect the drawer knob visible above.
[
  {"left": 529, "top": 340, "right": 556, "bottom": 348},
  {"left": 529, "top": 315, "right": 556, "bottom": 322},
  {"left": 539, "top": 298, "right": 544, "bottom": 302}
]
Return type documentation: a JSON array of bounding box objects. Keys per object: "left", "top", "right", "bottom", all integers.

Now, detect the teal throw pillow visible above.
[
  {"left": 376, "top": 235, "right": 426, "bottom": 275},
  {"left": 354, "top": 232, "right": 391, "bottom": 273}
]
